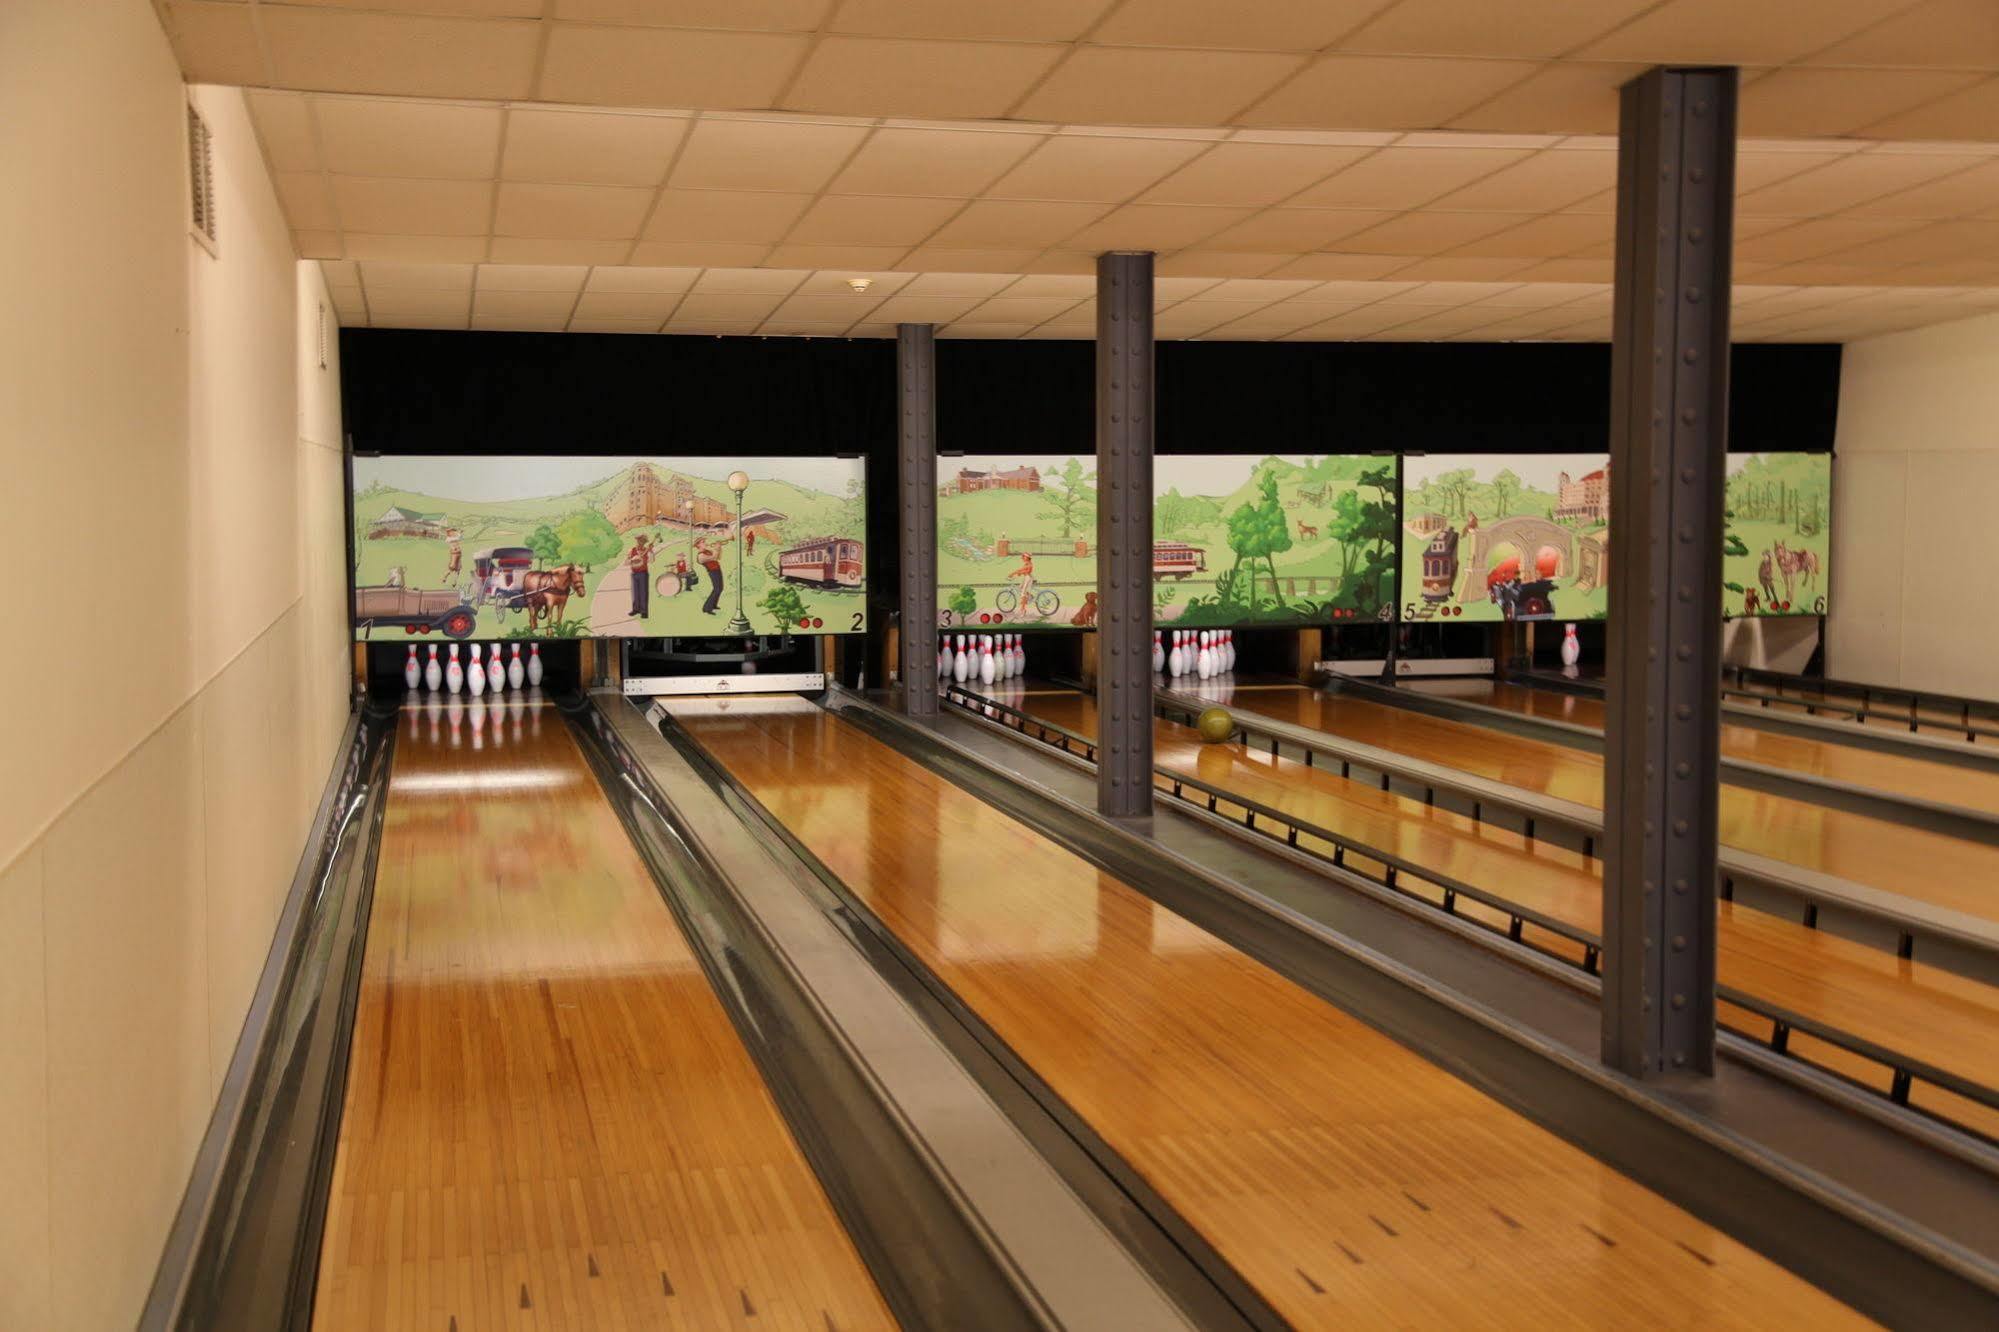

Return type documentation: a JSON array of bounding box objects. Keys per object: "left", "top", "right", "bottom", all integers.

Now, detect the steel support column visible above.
[
  {"left": 897, "top": 323, "right": 939, "bottom": 717},
  {"left": 1603, "top": 66, "right": 1737, "bottom": 1077},
  {"left": 1095, "top": 252, "right": 1155, "bottom": 818}
]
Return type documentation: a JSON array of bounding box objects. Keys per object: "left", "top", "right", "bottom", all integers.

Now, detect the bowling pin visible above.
[
  {"left": 1004, "top": 633, "right": 1016, "bottom": 680},
  {"left": 446, "top": 643, "right": 464, "bottom": 694},
  {"left": 468, "top": 645, "right": 486, "bottom": 697},
  {"left": 980, "top": 635, "right": 996, "bottom": 684},
  {"left": 953, "top": 634, "right": 969, "bottom": 683},
  {"left": 527, "top": 642, "right": 544, "bottom": 687},
  {"left": 508, "top": 643, "right": 525, "bottom": 690},
  {"left": 424, "top": 644, "right": 442, "bottom": 691},
  {"left": 1223, "top": 630, "right": 1235, "bottom": 672},
  {"left": 403, "top": 645, "right": 421, "bottom": 690},
  {"left": 490, "top": 643, "right": 505, "bottom": 691},
  {"left": 938, "top": 635, "right": 949, "bottom": 680},
  {"left": 1561, "top": 622, "right": 1581, "bottom": 678},
  {"left": 1166, "top": 631, "right": 1181, "bottom": 676},
  {"left": 1152, "top": 631, "right": 1164, "bottom": 673},
  {"left": 1012, "top": 633, "right": 1024, "bottom": 677}
]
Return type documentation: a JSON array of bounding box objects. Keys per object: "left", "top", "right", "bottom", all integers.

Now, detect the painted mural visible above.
[
  {"left": 350, "top": 455, "right": 867, "bottom": 640},
  {"left": 1724, "top": 452, "right": 1831, "bottom": 619},
  {"left": 1153, "top": 454, "right": 1398, "bottom": 628},
  {"left": 1398, "top": 454, "right": 1612, "bottom": 623},
  {"left": 935, "top": 455, "right": 1099, "bottom": 629}
]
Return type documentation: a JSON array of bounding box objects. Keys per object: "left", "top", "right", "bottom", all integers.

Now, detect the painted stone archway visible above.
[{"left": 1458, "top": 516, "right": 1574, "bottom": 603}]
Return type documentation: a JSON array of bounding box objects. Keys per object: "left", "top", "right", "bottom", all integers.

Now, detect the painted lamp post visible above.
[{"left": 726, "top": 469, "right": 753, "bottom": 633}]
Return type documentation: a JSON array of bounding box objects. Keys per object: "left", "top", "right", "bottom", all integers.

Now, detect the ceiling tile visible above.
[
  {"left": 1063, "top": 204, "right": 1254, "bottom": 250},
  {"left": 584, "top": 266, "right": 702, "bottom": 293},
  {"left": 1155, "top": 251, "right": 1291, "bottom": 277},
  {"left": 790, "top": 270, "right": 916, "bottom": 296},
  {"left": 1139, "top": 143, "right": 1375, "bottom": 207},
  {"left": 1445, "top": 62, "right": 1644, "bottom": 134},
  {"left": 1000, "top": 275, "right": 1097, "bottom": 298},
  {"left": 1091, "top": 0, "right": 1385, "bottom": 51},
  {"left": 1260, "top": 252, "right": 1414, "bottom": 280},
  {"left": 1016, "top": 48, "right": 1306, "bottom": 126},
  {"left": 767, "top": 293, "right": 887, "bottom": 323},
  {"left": 502, "top": 109, "right": 688, "bottom": 186},
  {"left": 1577, "top": 0, "right": 1912, "bottom": 65},
  {"left": 1845, "top": 159, "right": 1999, "bottom": 219},
  {"left": 691, "top": 267, "right": 811, "bottom": 294},
  {"left": 1822, "top": 218, "right": 1999, "bottom": 265},
  {"left": 896, "top": 247, "right": 1045, "bottom": 272},
  {"left": 554, "top": 0, "right": 832, "bottom": 29},
  {"left": 261, "top": 10, "right": 540, "bottom": 99},
  {"left": 670, "top": 118, "right": 871, "bottom": 192},
  {"left": 1740, "top": 68, "right": 1985, "bottom": 137},
  {"left": 470, "top": 315, "right": 570, "bottom": 331},
  {"left": 1204, "top": 278, "right": 1325, "bottom": 301},
  {"left": 473, "top": 289, "right": 578, "bottom": 319},
  {"left": 273, "top": 173, "right": 338, "bottom": 232},
  {"left": 988, "top": 134, "right": 1212, "bottom": 203},
  {"left": 1506, "top": 257, "right": 1614, "bottom": 282},
  {"left": 627, "top": 240, "right": 771, "bottom": 265},
  {"left": 567, "top": 317, "right": 667, "bottom": 333},
  {"left": 674, "top": 293, "right": 790, "bottom": 321},
  {"left": 1292, "top": 146, "right": 1533, "bottom": 209},
  {"left": 1737, "top": 151, "right": 1995, "bottom": 218},
  {"left": 1196, "top": 209, "right": 1398, "bottom": 252},
  {"left": 161, "top": 2, "right": 266, "bottom": 84},
  {"left": 494, "top": 182, "right": 652, "bottom": 239},
  {"left": 571, "top": 290, "right": 684, "bottom": 320},
  {"left": 360, "top": 261, "right": 475, "bottom": 291},
  {"left": 1340, "top": 210, "right": 1532, "bottom": 254},
  {"left": 763, "top": 244, "right": 914, "bottom": 268},
  {"left": 1736, "top": 217, "right": 1929, "bottom": 263},
  {"left": 538, "top": 25, "right": 809, "bottom": 107},
  {"left": 783, "top": 38, "right": 1067, "bottom": 119},
  {"left": 1803, "top": 0, "right": 1999, "bottom": 68},
  {"left": 487, "top": 238, "right": 634, "bottom": 263},
  {"left": 962, "top": 295, "right": 1086, "bottom": 323},
  {"left": 313, "top": 98, "right": 504, "bottom": 179},
  {"left": 1337, "top": 0, "right": 1656, "bottom": 59},
  {"left": 332, "top": 177, "right": 492, "bottom": 235},
  {"left": 1442, "top": 211, "right": 1608, "bottom": 258},
  {"left": 784, "top": 195, "right": 964, "bottom": 246},
  {"left": 829, "top": 0, "right": 1113, "bottom": 42},
  {"left": 1242, "top": 56, "right": 1540, "bottom": 130},
  {"left": 901, "top": 272, "right": 1020, "bottom": 296},
  {"left": 925, "top": 200, "right": 1109, "bottom": 248},
  {"left": 829, "top": 128, "right": 1044, "bottom": 197},
  {"left": 1384, "top": 255, "right": 1541, "bottom": 281},
  {"left": 366, "top": 288, "right": 473, "bottom": 319},
  {"left": 344, "top": 234, "right": 491, "bottom": 262},
  {"left": 1734, "top": 146, "right": 1855, "bottom": 195},
  {"left": 245, "top": 93, "right": 318, "bottom": 173},
  {"left": 475, "top": 264, "right": 590, "bottom": 293},
  {"left": 641, "top": 189, "right": 814, "bottom": 242},
  {"left": 1426, "top": 146, "right": 1616, "bottom": 211},
  {"left": 1859, "top": 76, "right": 1999, "bottom": 142},
  {"left": 1020, "top": 250, "right": 1104, "bottom": 274},
  {"left": 866, "top": 294, "right": 986, "bottom": 323}
]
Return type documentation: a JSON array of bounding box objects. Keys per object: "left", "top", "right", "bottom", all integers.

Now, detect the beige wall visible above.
[
  {"left": 1831, "top": 311, "right": 1999, "bottom": 696},
  {"left": 0, "top": 4, "right": 349, "bottom": 1327}
]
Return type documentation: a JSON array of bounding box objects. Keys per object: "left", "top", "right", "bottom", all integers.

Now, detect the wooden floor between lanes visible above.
[
  {"left": 674, "top": 695, "right": 1868, "bottom": 1329},
  {"left": 991, "top": 687, "right": 1999, "bottom": 1139},
  {"left": 311, "top": 702, "right": 892, "bottom": 1332}
]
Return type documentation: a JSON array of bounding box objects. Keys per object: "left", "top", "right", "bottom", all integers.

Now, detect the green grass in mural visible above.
[{"left": 1723, "top": 453, "right": 1830, "bottom": 619}]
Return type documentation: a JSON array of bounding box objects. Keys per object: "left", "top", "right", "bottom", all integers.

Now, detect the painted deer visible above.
[{"left": 1297, "top": 521, "right": 1319, "bottom": 539}]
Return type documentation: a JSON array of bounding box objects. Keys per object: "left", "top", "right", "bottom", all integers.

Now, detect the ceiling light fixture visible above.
[{"left": 846, "top": 277, "right": 874, "bottom": 293}]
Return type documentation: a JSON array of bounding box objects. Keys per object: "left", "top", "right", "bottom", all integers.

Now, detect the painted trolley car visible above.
[
  {"left": 1420, "top": 527, "right": 1460, "bottom": 603},
  {"left": 778, "top": 535, "right": 864, "bottom": 589},
  {"left": 1152, "top": 542, "right": 1208, "bottom": 579}
]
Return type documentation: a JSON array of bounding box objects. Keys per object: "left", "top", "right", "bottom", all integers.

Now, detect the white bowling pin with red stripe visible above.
[
  {"left": 527, "top": 642, "right": 544, "bottom": 687},
  {"left": 424, "top": 644, "right": 442, "bottom": 691},
  {"left": 403, "top": 645, "right": 421, "bottom": 690},
  {"left": 508, "top": 643, "right": 525, "bottom": 690}
]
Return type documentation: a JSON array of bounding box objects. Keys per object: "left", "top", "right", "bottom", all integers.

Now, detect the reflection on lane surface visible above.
[
  {"left": 312, "top": 701, "right": 892, "bottom": 1331},
  {"left": 673, "top": 696, "right": 1865, "bottom": 1330}
]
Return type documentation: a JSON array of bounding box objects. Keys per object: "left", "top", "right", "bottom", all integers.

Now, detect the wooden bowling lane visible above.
[
  {"left": 1211, "top": 684, "right": 1999, "bottom": 928},
  {"left": 673, "top": 697, "right": 1865, "bottom": 1328},
  {"left": 312, "top": 701, "right": 893, "bottom": 1332},
  {"left": 1003, "top": 688, "right": 1999, "bottom": 1130},
  {"left": 1425, "top": 678, "right": 1999, "bottom": 818}
]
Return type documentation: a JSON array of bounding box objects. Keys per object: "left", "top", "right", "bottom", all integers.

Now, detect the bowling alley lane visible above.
[
  {"left": 311, "top": 700, "right": 891, "bottom": 1332},
  {"left": 1192, "top": 683, "right": 1999, "bottom": 928},
  {"left": 1408, "top": 677, "right": 1999, "bottom": 818},
  {"left": 988, "top": 688, "right": 1999, "bottom": 1132},
  {"left": 671, "top": 696, "right": 1867, "bottom": 1328}
]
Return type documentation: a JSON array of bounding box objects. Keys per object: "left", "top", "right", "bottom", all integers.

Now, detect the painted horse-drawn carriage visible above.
[{"left": 470, "top": 546, "right": 588, "bottom": 630}]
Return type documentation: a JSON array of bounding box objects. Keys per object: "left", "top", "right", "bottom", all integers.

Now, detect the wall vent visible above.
[
  {"left": 187, "top": 101, "right": 217, "bottom": 255},
  {"left": 318, "top": 302, "right": 329, "bottom": 370}
]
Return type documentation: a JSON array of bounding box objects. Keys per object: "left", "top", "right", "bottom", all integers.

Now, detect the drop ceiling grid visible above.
[{"left": 162, "top": 0, "right": 1999, "bottom": 141}]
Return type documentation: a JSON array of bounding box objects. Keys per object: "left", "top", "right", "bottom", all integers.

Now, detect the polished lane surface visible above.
[
  {"left": 1406, "top": 678, "right": 1999, "bottom": 817},
  {"left": 675, "top": 696, "right": 1864, "bottom": 1328},
  {"left": 313, "top": 701, "right": 892, "bottom": 1331},
  {"left": 1193, "top": 682, "right": 1999, "bottom": 927},
  {"left": 999, "top": 687, "right": 1999, "bottom": 1128}
]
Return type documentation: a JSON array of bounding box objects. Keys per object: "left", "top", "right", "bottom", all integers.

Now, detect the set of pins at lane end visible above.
[
  {"left": 1157, "top": 629, "right": 1234, "bottom": 679},
  {"left": 940, "top": 633, "right": 1025, "bottom": 685},
  {"left": 403, "top": 641, "right": 544, "bottom": 696}
]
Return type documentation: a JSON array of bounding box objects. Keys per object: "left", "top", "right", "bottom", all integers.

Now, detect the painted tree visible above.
[
  {"left": 1038, "top": 457, "right": 1097, "bottom": 539},
  {"left": 1351, "top": 465, "right": 1400, "bottom": 613},
  {"left": 759, "top": 581, "right": 808, "bottom": 628},
  {"left": 555, "top": 509, "right": 623, "bottom": 573},
  {"left": 526, "top": 523, "right": 562, "bottom": 569},
  {"left": 949, "top": 585, "right": 978, "bottom": 618},
  {"left": 1225, "top": 468, "right": 1294, "bottom": 608},
  {"left": 1491, "top": 468, "right": 1522, "bottom": 517}
]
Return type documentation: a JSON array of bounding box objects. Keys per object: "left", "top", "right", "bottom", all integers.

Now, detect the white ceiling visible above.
[{"left": 162, "top": 0, "right": 1999, "bottom": 142}]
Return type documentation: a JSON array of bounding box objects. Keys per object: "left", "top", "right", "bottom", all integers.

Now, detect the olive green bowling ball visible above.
[{"left": 1196, "top": 706, "right": 1234, "bottom": 744}]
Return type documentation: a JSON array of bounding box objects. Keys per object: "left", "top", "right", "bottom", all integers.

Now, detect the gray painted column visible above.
[
  {"left": 1095, "top": 252, "right": 1155, "bottom": 818},
  {"left": 897, "top": 323, "right": 939, "bottom": 716},
  {"left": 1603, "top": 66, "right": 1737, "bottom": 1078}
]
